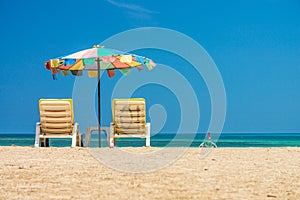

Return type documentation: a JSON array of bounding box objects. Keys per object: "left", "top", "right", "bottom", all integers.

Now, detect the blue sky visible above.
[{"left": 0, "top": 0, "right": 299, "bottom": 134}]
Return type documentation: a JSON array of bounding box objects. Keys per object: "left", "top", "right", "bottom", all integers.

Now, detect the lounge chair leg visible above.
[
  {"left": 146, "top": 123, "right": 151, "bottom": 147},
  {"left": 71, "top": 123, "right": 79, "bottom": 147},
  {"left": 45, "top": 138, "right": 49, "bottom": 147},
  {"left": 109, "top": 123, "right": 115, "bottom": 148},
  {"left": 41, "top": 139, "right": 45, "bottom": 147},
  {"left": 34, "top": 122, "right": 41, "bottom": 147},
  {"left": 71, "top": 134, "right": 76, "bottom": 147},
  {"left": 76, "top": 133, "right": 82, "bottom": 147},
  {"left": 85, "top": 127, "right": 91, "bottom": 147},
  {"left": 41, "top": 138, "right": 49, "bottom": 147}
]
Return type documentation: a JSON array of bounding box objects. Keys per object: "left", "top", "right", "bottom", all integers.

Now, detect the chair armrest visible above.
[
  {"left": 73, "top": 123, "right": 79, "bottom": 133},
  {"left": 35, "top": 122, "right": 41, "bottom": 134}
]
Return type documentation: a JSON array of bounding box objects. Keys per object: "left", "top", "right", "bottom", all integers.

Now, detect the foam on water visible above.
[{"left": 0, "top": 133, "right": 300, "bottom": 147}]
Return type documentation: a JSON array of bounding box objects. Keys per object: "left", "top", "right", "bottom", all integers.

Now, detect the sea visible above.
[{"left": 0, "top": 133, "right": 300, "bottom": 148}]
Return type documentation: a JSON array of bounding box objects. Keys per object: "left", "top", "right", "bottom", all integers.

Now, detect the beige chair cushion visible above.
[
  {"left": 112, "top": 99, "right": 146, "bottom": 134},
  {"left": 39, "top": 99, "right": 74, "bottom": 135}
]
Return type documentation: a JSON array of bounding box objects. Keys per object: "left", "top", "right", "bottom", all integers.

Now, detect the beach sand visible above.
[{"left": 0, "top": 147, "right": 299, "bottom": 199}]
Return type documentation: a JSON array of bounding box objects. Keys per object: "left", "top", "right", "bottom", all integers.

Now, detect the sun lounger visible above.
[
  {"left": 109, "top": 98, "right": 150, "bottom": 147},
  {"left": 34, "top": 99, "right": 81, "bottom": 147}
]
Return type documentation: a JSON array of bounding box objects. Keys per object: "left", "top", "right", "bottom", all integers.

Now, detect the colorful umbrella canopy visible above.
[
  {"left": 44, "top": 45, "right": 156, "bottom": 147},
  {"left": 45, "top": 45, "right": 156, "bottom": 79}
]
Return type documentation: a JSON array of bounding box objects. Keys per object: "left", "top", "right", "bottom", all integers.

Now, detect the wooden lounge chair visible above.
[
  {"left": 34, "top": 99, "right": 81, "bottom": 147},
  {"left": 109, "top": 98, "right": 150, "bottom": 147}
]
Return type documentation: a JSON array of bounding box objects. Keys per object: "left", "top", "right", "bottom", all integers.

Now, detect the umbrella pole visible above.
[{"left": 97, "top": 58, "right": 101, "bottom": 147}]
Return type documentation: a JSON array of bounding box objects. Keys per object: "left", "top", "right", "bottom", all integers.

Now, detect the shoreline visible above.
[{"left": 1, "top": 133, "right": 300, "bottom": 148}]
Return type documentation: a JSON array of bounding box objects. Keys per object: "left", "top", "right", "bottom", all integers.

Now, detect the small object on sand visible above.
[
  {"left": 199, "top": 132, "right": 217, "bottom": 148},
  {"left": 267, "top": 194, "right": 277, "bottom": 198}
]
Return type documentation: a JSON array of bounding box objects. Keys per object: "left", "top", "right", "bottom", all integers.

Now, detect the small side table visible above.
[{"left": 85, "top": 127, "right": 109, "bottom": 147}]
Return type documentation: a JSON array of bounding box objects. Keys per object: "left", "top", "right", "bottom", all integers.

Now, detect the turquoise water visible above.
[{"left": 0, "top": 133, "right": 300, "bottom": 147}]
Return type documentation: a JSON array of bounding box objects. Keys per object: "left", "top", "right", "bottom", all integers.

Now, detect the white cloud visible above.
[{"left": 107, "top": 0, "right": 159, "bottom": 14}]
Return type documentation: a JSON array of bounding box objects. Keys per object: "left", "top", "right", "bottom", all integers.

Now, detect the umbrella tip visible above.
[{"left": 93, "top": 45, "right": 105, "bottom": 48}]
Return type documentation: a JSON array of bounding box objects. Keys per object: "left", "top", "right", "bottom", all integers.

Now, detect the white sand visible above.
[{"left": 0, "top": 147, "right": 299, "bottom": 199}]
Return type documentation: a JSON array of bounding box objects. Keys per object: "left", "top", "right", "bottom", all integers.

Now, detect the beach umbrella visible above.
[{"left": 44, "top": 45, "right": 156, "bottom": 147}]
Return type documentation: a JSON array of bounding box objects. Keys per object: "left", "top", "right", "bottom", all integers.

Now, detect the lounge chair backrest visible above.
[
  {"left": 39, "top": 99, "right": 74, "bottom": 135},
  {"left": 112, "top": 98, "right": 146, "bottom": 134}
]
